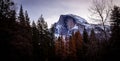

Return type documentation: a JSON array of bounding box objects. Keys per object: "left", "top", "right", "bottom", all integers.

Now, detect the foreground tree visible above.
[
  {"left": 0, "top": 0, "right": 17, "bottom": 60},
  {"left": 18, "top": 5, "right": 26, "bottom": 26},
  {"left": 31, "top": 21, "right": 40, "bottom": 61},
  {"left": 105, "top": 6, "right": 120, "bottom": 60},
  {"left": 0, "top": 0, "right": 33, "bottom": 61},
  {"left": 110, "top": 6, "right": 120, "bottom": 47},
  {"left": 89, "top": 0, "right": 113, "bottom": 41},
  {"left": 37, "top": 15, "right": 52, "bottom": 61}
]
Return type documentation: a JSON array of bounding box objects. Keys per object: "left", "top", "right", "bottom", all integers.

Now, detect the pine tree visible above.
[
  {"left": 87, "top": 29, "right": 99, "bottom": 61},
  {"left": 49, "top": 24, "right": 56, "bottom": 61},
  {"left": 74, "top": 31, "right": 83, "bottom": 61},
  {"left": 18, "top": 5, "right": 26, "bottom": 26},
  {"left": 69, "top": 35, "right": 77, "bottom": 60},
  {"left": 37, "top": 15, "right": 48, "bottom": 32},
  {"left": 55, "top": 36, "right": 64, "bottom": 60},
  {"left": 0, "top": 0, "right": 16, "bottom": 27},
  {"left": 64, "top": 36, "right": 70, "bottom": 59},
  {"left": 61, "top": 36, "right": 65, "bottom": 58},
  {"left": 25, "top": 10, "right": 30, "bottom": 27},
  {"left": 83, "top": 28, "right": 89, "bottom": 43},
  {"left": 107, "top": 5, "right": 120, "bottom": 60},
  {"left": 24, "top": 10, "right": 32, "bottom": 42},
  {"left": 32, "top": 21, "right": 39, "bottom": 44},
  {"left": 90, "top": 29, "right": 96, "bottom": 42},
  {"left": 31, "top": 21, "right": 41, "bottom": 61},
  {"left": 55, "top": 37, "right": 60, "bottom": 56},
  {"left": 55, "top": 37, "right": 60, "bottom": 60},
  {"left": 74, "top": 31, "right": 83, "bottom": 48},
  {"left": 0, "top": 0, "right": 18, "bottom": 60},
  {"left": 110, "top": 6, "right": 120, "bottom": 45},
  {"left": 37, "top": 15, "right": 51, "bottom": 61},
  {"left": 32, "top": 21, "right": 39, "bottom": 43},
  {"left": 15, "top": 5, "right": 33, "bottom": 61}
]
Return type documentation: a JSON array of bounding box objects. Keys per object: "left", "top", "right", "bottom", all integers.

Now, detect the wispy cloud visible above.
[{"left": 13, "top": 0, "right": 120, "bottom": 28}]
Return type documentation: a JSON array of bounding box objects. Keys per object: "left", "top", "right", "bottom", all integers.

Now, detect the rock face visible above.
[{"left": 54, "top": 14, "right": 110, "bottom": 40}]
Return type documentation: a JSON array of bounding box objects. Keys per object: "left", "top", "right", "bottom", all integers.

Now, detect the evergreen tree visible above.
[
  {"left": 55, "top": 36, "right": 64, "bottom": 61},
  {"left": 32, "top": 21, "right": 39, "bottom": 44},
  {"left": 32, "top": 21, "right": 39, "bottom": 43},
  {"left": 55, "top": 37, "right": 60, "bottom": 55},
  {"left": 87, "top": 29, "right": 99, "bottom": 61},
  {"left": 0, "top": 0, "right": 18, "bottom": 60},
  {"left": 90, "top": 29, "right": 96, "bottom": 42},
  {"left": 106, "top": 5, "right": 120, "bottom": 60},
  {"left": 37, "top": 15, "right": 51, "bottom": 61},
  {"left": 24, "top": 10, "right": 32, "bottom": 43},
  {"left": 31, "top": 21, "right": 40, "bottom": 61},
  {"left": 74, "top": 31, "right": 83, "bottom": 61},
  {"left": 110, "top": 6, "right": 120, "bottom": 45},
  {"left": 74, "top": 31, "right": 83, "bottom": 48},
  {"left": 25, "top": 10, "right": 30, "bottom": 27},
  {"left": 15, "top": 5, "right": 33, "bottom": 61},
  {"left": 49, "top": 24, "right": 56, "bottom": 61},
  {"left": 69, "top": 35, "right": 77, "bottom": 60},
  {"left": 18, "top": 5, "right": 25, "bottom": 26},
  {"left": 37, "top": 15, "right": 48, "bottom": 32},
  {"left": 83, "top": 28, "right": 89, "bottom": 43},
  {"left": 0, "top": 0, "right": 16, "bottom": 27}
]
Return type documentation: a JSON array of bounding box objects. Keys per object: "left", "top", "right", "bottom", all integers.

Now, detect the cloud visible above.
[{"left": 13, "top": 0, "right": 120, "bottom": 28}]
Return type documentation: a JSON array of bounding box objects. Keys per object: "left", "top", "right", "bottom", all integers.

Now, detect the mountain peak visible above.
[
  {"left": 58, "top": 14, "right": 88, "bottom": 25},
  {"left": 54, "top": 14, "right": 110, "bottom": 39}
]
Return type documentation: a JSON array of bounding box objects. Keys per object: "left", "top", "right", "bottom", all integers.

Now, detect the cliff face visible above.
[{"left": 54, "top": 14, "right": 110, "bottom": 40}]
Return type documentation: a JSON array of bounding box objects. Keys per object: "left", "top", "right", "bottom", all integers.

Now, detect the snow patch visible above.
[{"left": 71, "top": 24, "right": 78, "bottom": 30}]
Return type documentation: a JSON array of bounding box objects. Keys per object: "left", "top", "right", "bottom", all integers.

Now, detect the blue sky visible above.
[{"left": 13, "top": 0, "right": 120, "bottom": 28}]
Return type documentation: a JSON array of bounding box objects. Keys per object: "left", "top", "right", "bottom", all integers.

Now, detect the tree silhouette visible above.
[
  {"left": 106, "top": 5, "right": 120, "bottom": 61},
  {"left": 83, "top": 28, "right": 89, "bottom": 43},
  {"left": 18, "top": 5, "right": 26, "bottom": 26}
]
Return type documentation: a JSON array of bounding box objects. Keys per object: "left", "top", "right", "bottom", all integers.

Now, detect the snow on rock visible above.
[
  {"left": 71, "top": 24, "right": 78, "bottom": 30},
  {"left": 54, "top": 14, "right": 111, "bottom": 39}
]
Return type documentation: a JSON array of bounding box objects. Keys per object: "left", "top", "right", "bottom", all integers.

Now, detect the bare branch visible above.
[{"left": 89, "top": 0, "right": 113, "bottom": 41}]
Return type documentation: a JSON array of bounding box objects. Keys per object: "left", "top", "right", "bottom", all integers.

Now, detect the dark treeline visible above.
[
  {"left": 0, "top": 0, "right": 120, "bottom": 61},
  {"left": 0, "top": 0, "right": 54, "bottom": 61}
]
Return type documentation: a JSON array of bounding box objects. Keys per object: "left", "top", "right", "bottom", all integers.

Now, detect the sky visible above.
[{"left": 13, "top": 0, "right": 120, "bottom": 28}]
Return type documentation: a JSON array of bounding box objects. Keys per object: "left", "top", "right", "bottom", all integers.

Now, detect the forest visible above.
[{"left": 0, "top": 0, "right": 120, "bottom": 61}]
